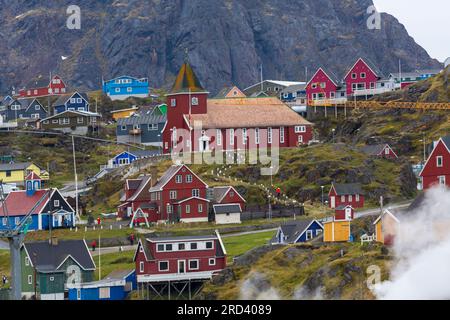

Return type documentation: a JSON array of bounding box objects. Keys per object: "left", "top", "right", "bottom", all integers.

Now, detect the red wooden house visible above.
[
  {"left": 305, "top": 68, "right": 340, "bottom": 104},
  {"left": 419, "top": 136, "right": 450, "bottom": 189},
  {"left": 343, "top": 58, "right": 380, "bottom": 96},
  {"left": 334, "top": 205, "right": 355, "bottom": 221},
  {"left": 162, "top": 61, "right": 313, "bottom": 154},
  {"left": 18, "top": 75, "right": 67, "bottom": 98},
  {"left": 211, "top": 186, "right": 246, "bottom": 210},
  {"left": 118, "top": 176, "right": 153, "bottom": 220},
  {"left": 134, "top": 231, "right": 227, "bottom": 283},
  {"left": 328, "top": 183, "right": 364, "bottom": 209},
  {"left": 361, "top": 143, "right": 398, "bottom": 159}
]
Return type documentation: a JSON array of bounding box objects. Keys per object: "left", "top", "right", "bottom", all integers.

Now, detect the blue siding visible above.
[
  {"left": 296, "top": 221, "right": 323, "bottom": 243},
  {"left": 103, "top": 76, "right": 149, "bottom": 98},
  {"left": 112, "top": 152, "right": 138, "bottom": 166},
  {"left": 68, "top": 285, "right": 128, "bottom": 300},
  {"left": 54, "top": 93, "right": 89, "bottom": 114},
  {"left": 0, "top": 215, "right": 39, "bottom": 231}
]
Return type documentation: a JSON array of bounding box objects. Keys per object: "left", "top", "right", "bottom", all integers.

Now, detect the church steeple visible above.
[
  {"left": 25, "top": 172, "right": 42, "bottom": 196},
  {"left": 170, "top": 58, "right": 206, "bottom": 94}
]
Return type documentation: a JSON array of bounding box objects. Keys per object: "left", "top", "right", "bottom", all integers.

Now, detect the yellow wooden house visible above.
[
  {"left": 0, "top": 162, "right": 48, "bottom": 184},
  {"left": 373, "top": 209, "right": 400, "bottom": 245},
  {"left": 111, "top": 106, "right": 139, "bottom": 121},
  {"left": 323, "top": 219, "right": 351, "bottom": 242}
]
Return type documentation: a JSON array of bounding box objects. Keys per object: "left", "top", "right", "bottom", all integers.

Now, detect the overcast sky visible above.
[{"left": 373, "top": 0, "right": 450, "bottom": 62}]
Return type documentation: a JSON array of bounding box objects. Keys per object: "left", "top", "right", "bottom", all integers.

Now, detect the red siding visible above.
[
  {"left": 328, "top": 187, "right": 364, "bottom": 208},
  {"left": 344, "top": 58, "right": 379, "bottom": 95},
  {"left": 335, "top": 207, "right": 354, "bottom": 220},
  {"left": 176, "top": 197, "right": 209, "bottom": 220},
  {"left": 18, "top": 76, "right": 66, "bottom": 98},
  {"left": 420, "top": 140, "right": 450, "bottom": 189},
  {"left": 306, "top": 68, "right": 338, "bottom": 103},
  {"left": 218, "top": 188, "right": 246, "bottom": 211}
]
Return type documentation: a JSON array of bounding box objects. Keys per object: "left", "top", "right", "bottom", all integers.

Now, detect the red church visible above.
[
  {"left": 419, "top": 136, "right": 450, "bottom": 189},
  {"left": 162, "top": 61, "right": 313, "bottom": 154},
  {"left": 343, "top": 57, "right": 381, "bottom": 96},
  {"left": 328, "top": 183, "right": 364, "bottom": 209},
  {"left": 18, "top": 75, "right": 67, "bottom": 98},
  {"left": 134, "top": 231, "right": 227, "bottom": 283}
]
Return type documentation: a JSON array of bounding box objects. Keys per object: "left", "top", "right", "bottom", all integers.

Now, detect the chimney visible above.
[{"left": 50, "top": 236, "right": 58, "bottom": 246}]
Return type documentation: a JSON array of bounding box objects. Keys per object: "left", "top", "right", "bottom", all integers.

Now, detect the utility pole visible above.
[
  {"left": 98, "top": 233, "right": 101, "bottom": 280},
  {"left": 72, "top": 136, "right": 79, "bottom": 221}
]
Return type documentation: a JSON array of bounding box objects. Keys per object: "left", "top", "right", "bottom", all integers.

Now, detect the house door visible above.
[
  {"left": 199, "top": 135, "right": 210, "bottom": 152},
  {"left": 345, "top": 208, "right": 352, "bottom": 220},
  {"left": 178, "top": 260, "right": 186, "bottom": 274},
  {"left": 330, "top": 196, "right": 335, "bottom": 208}
]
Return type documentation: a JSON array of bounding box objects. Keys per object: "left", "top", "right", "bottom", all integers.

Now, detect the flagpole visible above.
[{"left": 98, "top": 233, "right": 101, "bottom": 280}]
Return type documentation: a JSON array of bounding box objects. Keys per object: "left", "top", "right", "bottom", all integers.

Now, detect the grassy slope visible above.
[
  {"left": 93, "top": 250, "right": 135, "bottom": 281},
  {"left": 223, "top": 231, "right": 276, "bottom": 264},
  {"left": 202, "top": 242, "right": 390, "bottom": 300}
]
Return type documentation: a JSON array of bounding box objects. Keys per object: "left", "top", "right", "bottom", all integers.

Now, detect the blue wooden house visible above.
[
  {"left": 22, "top": 99, "right": 49, "bottom": 119},
  {"left": 102, "top": 76, "right": 149, "bottom": 101},
  {"left": 1, "top": 98, "right": 30, "bottom": 121},
  {"left": 270, "top": 219, "right": 323, "bottom": 244},
  {"left": 53, "top": 92, "right": 90, "bottom": 115},
  {"left": 108, "top": 150, "right": 162, "bottom": 168},
  {"left": 0, "top": 173, "right": 75, "bottom": 231},
  {"left": 68, "top": 270, "right": 136, "bottom": 300}
]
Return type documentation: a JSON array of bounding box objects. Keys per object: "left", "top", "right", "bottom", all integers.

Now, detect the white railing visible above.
[
  {"left": 309, "top": 98, "right": 348, "bottom": 106},
  {"left": 352, "top": 87, "right": 394, "bottom": 96}
]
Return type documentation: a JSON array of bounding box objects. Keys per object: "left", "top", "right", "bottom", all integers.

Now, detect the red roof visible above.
[
  {"left": 26, "top": 171, "right": 42, "bottom": 180},
  {"left": 0, "top": 190, "right": 50, "bottom": 216}
]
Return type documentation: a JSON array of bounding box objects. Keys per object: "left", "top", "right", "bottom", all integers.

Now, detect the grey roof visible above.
[
  {"left": 280, "top": 83, "right": 307, "bottom": 94},
  {"left": 117, "top": 114, "right": 166, "bottom": 126},
  {"left": 26, "top": 76, "right": 50, "bottom": 88},
  {"left": 213, "top": 204, "right": 242, "bottom": 214},
  {"left": 332, "top": 183, "right": 363, "bottom": 196},
  {"left": 104, "top": 269, "right": 134, "bottom": 280},
  {"left": 215, "top": 86, "right": 235, "bottom": 98},
  {"left": 277, "top": 219, "right": 315, "bottom": 243},
  {"left": 441, "top": 136, "right": 450, "bottom": 150},
  {"left": 149, "top": 165, "right": 182, "bottom": 191},
  {"left": 416, "top": 69, "right": 442, "bottom": 75},
  {"left": 389, "top": 72, "right": 421, "bottom": 79},
  {"left": 335, "top": 204, "right": 352, "bottom": 210},
  {"left": 17, "top": 98, "right": 34, "bottom": 108},
  {"left": 128, "top": 175, "right": 152, "bottom": 201},
  {"left": 126, "top": 179, "right": 142, "bottom": 191},
  {"left": 0, "top": 162, "right": 32, "bottom": 172},
  {"left": 131, "top": 149, "right": 161, "bottom": 158},
  {"left": 53, "top": 92, "right": 89, "bottom": 107},
  {"left": 23, "top": 240, "right": 95, "bottom": 272},
  {"left": 362, "top": 57, "right": 384, "bottom": 78},
  {"left": 361, "top": 144, "right": 387, "bottom": 156},
  {"left": 212, "top": 186, "right": 231, "bottom": 203}
]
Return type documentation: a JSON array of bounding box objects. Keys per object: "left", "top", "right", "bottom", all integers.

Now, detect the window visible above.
[
  {"left": 267, "top": 127, "right": 272, "bottom": 144},
  {"left": 2, "top": 218, "right": 7, "bottom": 226},
  {"left": 115, "top": 88, "right": 120, "bottom": 93},
  {"left": 34, "top": 90, "right": 38, "bottom": 94},
  {"left": 216, "top": 129, "right": 222, "bottom": 146},
  {"left": 206, "top": 241, "right": 213, "bottom": 249},
  {"left": 320, "top": 82, "right": 326, "bottom": 89},
  {"left": 15, "top": 217, "right": 20, "bottom": 226},
  {"left": 229, "top": 191, "right": 235, "bottom": 197},
  {"left": 198, "top": 204, "right": 203, "bottom": 213},
  {"left": 99, "top": 287, "right": 111, "bottom": 299},
  {"left": 6, "top": 171, "right": 11, "bottom": 177},
  {"left": 77, "top": 117, "right": 84, "bottom": 124},
  {"left": 356, "top": 194, "right": 360, "bottom": 202},
  {"left": 60, "top": 118, "right": 69, "bottom": 125},
  {"left": 298, "top": 135, "right": 303, "bottom": 143},
  {"left": 28, "top": 275, "right": 32, "bottom": 285},
  {"left": 306, "top": 230, "right": 313, "bottom": 240},
  {"left": 242, "top": 128, "right": 247, "bottom": 144},
  {"left": 165, "top": 244, "right": 173, "bottom": 251},
  {"left": 121, "top": 125, "right": 127, "bottom": 130},
  {"left": 127, "top": 87, "right": 132, "bottom": 92},
  {"left": 189, "top": 260, "right": 199, "bottom": 270},
  {"left": 370, "top": 82, "right": 375, "bottom": 89},
  {"left": 341, "top": 195, "right": 345, "bottom": 202},
  {"left": 209, "top": 258, "right": 216, "bottom": 266},
  {"left": 157, "top": 244, "right": 165, "bottom": 252},
  {"left": 185, "top": 204, "right": 190, "bottom": 214},
  {"left": 311, "top": 83, "right": 317, "bottom": 89},
  {"left": 139, "top": 246, "right": 144, "bottom": 252},
  {"left": 35, "top": 105, "right": 40, "bottom": 110},
  {"left": 361, "top": 72, "right": 366, "bottom": 79},
  {"left": 437, "top": 156, "right": 443, "bottom": 167},
  {"left": 330, "top": 92, "right": 335, "bottom": 98},
  {"left": 169, "top": 190, "right": 177, "bottom": 200},
  {"left": 178, "top": 243, "right": 185, "bottom": 250},
  {"left": 351, "top": 73, "right": 357, "bottom": 79},
  {"left": 349, "top": 195, "right": 353, "bottom": 202},
  {"left": 166, "top": 204, "right": 173, "bottom": 214},
  {"left": 191, "top": 97, "right": 199, "bottom": 106},
  {"left": 190, "top": 242, "right": 198, "bottom": 250},
  {"left": 158, "top": 261, "right": 169, "bottom": 271},
  {"left": 316, "top": 229, "right": 323, "bottom": 236},
  {"left": 50, "top": 276, "right": 54, "bottom": 281},
  {"left": 52, "top": 120, "right": 58, "bottom": 124},
  {"left": 192, "top": 189, "right": 200, "bottom": 197},
  {"left": 186, "top": 174, "right": 193, "bottom": 183},
  {"left": 229, "top": 129, "right": 235, "bottom": 146},
  {"left": 148, "top": 124, "right": 158, "bottom": 130},
  {"left": 175, "top": 175, "right": 182, "bottom": 183},
  {"left": 255, "top": 128, "right": 260, "bottom": 145},
  {"left": 25, "top": 257, "right": 30, "bottom": 266},
  {"left": 54, "top": 200, "right": 60, "bottom": 207},
  {"left": 77, "top": 289, "right": 81, "bottom": 300},
  {"left": 438, "top": 176, "right": 446, "bottom": 185},
  {"left": 171, "top": 99, "right": 176, "bottom": 107},
  {"left": 295, "top": 126, "right": 306, "bottom": 133},
  {"left": 280, "top": 127, "right": 285, "bottom": 143},
  {"left": 76, "top": 98, "right": 82, "bottom": 103}
]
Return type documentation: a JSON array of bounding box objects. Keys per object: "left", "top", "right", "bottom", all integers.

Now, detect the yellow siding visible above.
[
  {"left": 112, "top": 110, "right": 135, "bottom": 121},
  {"left": 323, "top": 220, "right": 351, "bottom": 242},
  {"left": 0, "top": 163, "right": 45, "bottom": 183},
  {"left": 375, "top": 221, "right": 383, "bottom": 243}
]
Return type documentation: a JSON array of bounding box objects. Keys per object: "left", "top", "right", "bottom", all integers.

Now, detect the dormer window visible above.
[{"left": 191, "top": 97, "right": 199, "bottom": 106}]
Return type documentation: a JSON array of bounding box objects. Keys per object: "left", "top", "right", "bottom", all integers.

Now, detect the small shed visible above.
[
  {"left": 68, "top": 270, "right": 136, "bottom": 300},
  {"left": 361, "top": 144, "right": 398, "bottom": 159},
  {"left": 335, "top": 205, "right": 354, "bottom": 221},
  {"left": 323, "top": 220, "right": 351, "bottom": 242},
  {"left": 213, "top": 204, "right": 242, "bottom": 224},
  {"left": 373, "top": 209, "right": 400, "bottom": 245}
]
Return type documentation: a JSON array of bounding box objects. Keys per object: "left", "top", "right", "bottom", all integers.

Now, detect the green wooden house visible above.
[{"left": 21, "top": 238, "right": 95, "bottom": 300}]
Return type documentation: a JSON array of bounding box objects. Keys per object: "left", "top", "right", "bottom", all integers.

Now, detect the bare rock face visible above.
[{"left": 0, "top": 0, "right": 441, "bottom": 94}]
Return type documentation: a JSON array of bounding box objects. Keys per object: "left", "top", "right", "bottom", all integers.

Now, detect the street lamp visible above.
[
  {"left": 320, "top": 186, "right": 324, "bottom": 205},
  {"left": 419, "top": 134, "right": 426, "bottom": 164},
  {"left": 332, "top": 129, "right": 335, "bottom": 143},
  {"left": 157, "top": 134, "right": 162, "bottom": 155}
]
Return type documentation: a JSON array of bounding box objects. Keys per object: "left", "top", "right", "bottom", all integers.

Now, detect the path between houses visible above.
[{"left": 354, "top": 201, "right": 413, "bottom": 219}]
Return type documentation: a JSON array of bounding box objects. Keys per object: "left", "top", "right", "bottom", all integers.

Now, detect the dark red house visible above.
[
  {"left": 328, "top": 183, "right": 364, "bottom": 209},
  {"left": 18, "top": 75, "right": 67, "bottom": 98},
  {"left": 118, "top": 176, "right": 152, "bottom": 220},
  {"left": 419, "top": 136, "right": 450, "bottom": 190},
  {"left": 305, "top": 68, "right": 340, "bottom": 104},
  {"left": 361, "top": 144, "right": 398, "bottom": 159},
  {"left": 334, "top": 205, "right": 355, "bottom": 221},
  {"left": 134, "top": 231, "right": 227, "bottom": 283},
  {"left": 211, "top": 186, "right": 246, "bottom": 210},
  {"left": 343, "top": 58, "right": 380, "bottom": 96},
  {"left": 162, "top": 61, "right": 313, "bottom": 154}
]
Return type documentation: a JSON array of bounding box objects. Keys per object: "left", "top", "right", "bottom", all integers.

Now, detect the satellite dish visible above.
[{"left": 444, "top": 57, "right": 450, "bottom": 68}]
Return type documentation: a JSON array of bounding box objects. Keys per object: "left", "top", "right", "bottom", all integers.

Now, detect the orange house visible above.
[{"left": 323, "top": 219, "right": 351, "bottom": 242}]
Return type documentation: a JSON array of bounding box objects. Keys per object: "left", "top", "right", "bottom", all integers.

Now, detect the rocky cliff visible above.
[{"left": 0, "top": 0, "right": 442, "bottom": 94}]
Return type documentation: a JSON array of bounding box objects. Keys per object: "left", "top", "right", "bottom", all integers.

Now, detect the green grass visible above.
[
  {"left": 94, "top": 250, "right": 135, "bottom": 281},
  {"left": 222, "top": 231, "right": 276, "bottom": 264},
  {"left": 24, "top": 227, "right": 134, "bottom": 242},
  {"left": 0, "top": 251, "right": 10, "bottom": 283}
]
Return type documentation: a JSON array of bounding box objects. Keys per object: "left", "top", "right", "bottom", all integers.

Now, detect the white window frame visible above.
[
  {"left": 188, "top": 259, "right": 199, "bottom": 271},
  {"left": 186, "top": 174, "right": 193, "bottom": 183},
  {"left": 158, "top": 261, "right": 169, "bottom": 272},
  {"left": 2, "top": 218, "right": 7, "bottom": 226},
  {"left": 185, "top": 204, "right": 190, "bottom": 214},
  {"left": 191, "top": 97, "right": 199, "bottom": 106},
  {"left": 169, "top": 190, "right": 177, "bottom": 200},
  {"left": 267, "top": 127, "right": 272, "bottom": 144},
  {"left": 280, "top": 127, "right": 285, "bottom": 143},
  {"left": 229, "top": 129, "right": 235, "bottom": 146},
  {"left": 209, "top": 258, "right": 216, "bottom": 266},
  {"left": 175, "top": 175, "right": 182, "bottom": 184},
  {"left": 198, "top": 203, "right": 203, "bottom": 213},
  {"left": 349, "top": 195, "right": 353, "bottom": 202},
  {"left": 192, "top": 189, "right": 200, "bottom": 197},
  {"left": 361, "top": 72, "right": 366, "bottom": 79},
  {"left": 99, "top": 287, "right": 111, "bottom": 299},
  {"left": 356, "top": 194, "right": 360, "bottom": 202},
  {"left": 28, "top": 275, "right": 33, "bottom": 285},
  {"left": 351, "top": 73, "right": 357, "bottom": 79},
  {"left": 127, "top": 87, "right": 132, "bottom": 93},
  {"left": 77, "top": 289, "right": 81, "bottom": 300},
  {"left": 242, "top": 128, "right": 247, "bottom": 144},
  {"left": 306, "top": 230, "right": 313, "bottom": 240},
  {"left": 171, "top": 99, "right": 176, "bottom": 107},
  {"left": 436, "top": 156, "right": 443, "bottom": 168},
  {"left": 25, "top": 257, "right": 30, "bottom": 266},
  {"left": 255, "top": 128, "right": 260, "bottom": 145},
  {"left": 341, "top": 195, "right": 345, "bottom": 202},
  {"left": 54, "top": 200, "right": 60, "bottom": 207},
  {"left": 295, "top": 126, "right": 306, "bottom": 133},
  {"left": 115, "top": 88, "right": 120, "bottom": 93},
  {"left": 438, "top": 176, "right": 446, "bottom": 185},
  {"left": 15, "top": 217, "right": 20, "bottom": 226},
  {"left": 216, "top": 129, "right": 222, "bottom": 146}
]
